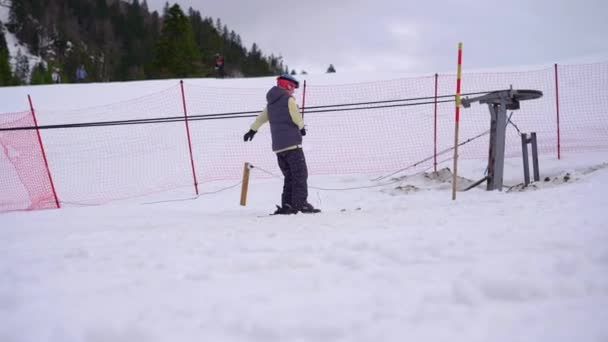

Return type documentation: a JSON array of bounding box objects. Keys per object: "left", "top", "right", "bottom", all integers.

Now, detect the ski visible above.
[{"left": 256, "top": 207, "right": 362, "bottom": 217}]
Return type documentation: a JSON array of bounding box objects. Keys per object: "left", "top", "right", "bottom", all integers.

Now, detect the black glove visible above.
[
  {"left": 300, "top": 128, "right": 306, "bottom": 136},
  {"left": 243, "top": 129, "right": 256, "bottom": 141}
]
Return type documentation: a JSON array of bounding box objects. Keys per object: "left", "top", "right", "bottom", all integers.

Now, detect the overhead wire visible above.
[{"left": 0, "top": 90, "right": 500, "bottom": 132}]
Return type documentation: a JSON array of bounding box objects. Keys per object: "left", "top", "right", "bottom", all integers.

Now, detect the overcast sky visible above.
[{"left": 146, "top": 0, "right": 608, "bottom": 74}]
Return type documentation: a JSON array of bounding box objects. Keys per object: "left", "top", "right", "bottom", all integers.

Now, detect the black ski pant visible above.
[{"left": 276, "top": 148, "right": 308, "bottom": 208}]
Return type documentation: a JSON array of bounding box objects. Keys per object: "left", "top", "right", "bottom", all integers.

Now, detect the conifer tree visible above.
[
  {"left": 0, "top": 24, "right": 14, "bottom": 86},
  {"left": 188, "top": 9, "right": 220, "bottom": 76},
  {"left": 155, "top": 4, "right": 201, "bottom": 78},
  {"left": 30, "top": 62, "right": 52, "bottom": 84},
  {"left": 14, "top": 49, "right": 29, "bottom": 83}
]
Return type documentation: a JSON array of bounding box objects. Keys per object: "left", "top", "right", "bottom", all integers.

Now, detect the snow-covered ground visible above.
[
  {"left": 1, "top": 151, "right": 608, "bottom": 342},
  {"left": 1, "top": 67, "right": 608, "bottom": 341}
]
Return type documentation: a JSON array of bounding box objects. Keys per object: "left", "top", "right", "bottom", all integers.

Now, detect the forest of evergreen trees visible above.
[{"left": 0, "top": 0, "right": 291, "bottom": 86}]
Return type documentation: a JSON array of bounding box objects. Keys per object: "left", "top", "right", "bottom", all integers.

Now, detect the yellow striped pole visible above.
[{"left": 452, "top": 42, "right": 463, "bottom": 200}]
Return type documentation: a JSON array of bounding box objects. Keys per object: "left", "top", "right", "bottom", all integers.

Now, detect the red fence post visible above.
[
  {"left": 433, "top": 73, "right": 438, "bottom": 172},
  {"left": 554, "top": 63, "right": 561, "bottom": 160},
  {"left": 28, "top": 95, "right": 60, "bottom": 209},
  {"left": 180, "top": 80, "right": 199, "bottom": 195}
]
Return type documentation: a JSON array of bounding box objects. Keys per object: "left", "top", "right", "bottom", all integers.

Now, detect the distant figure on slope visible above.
[
  {"left": 215, "top": 53, "right": 225, "bottom": 78},
  {"left": 51, "top": 69, "right": 61, "bottom": 84},
  {"left": 75, "top": 64, "right": 87, "bottom": 82},
  {"left": 243, "top": 74, "right": 320, "bottom": 215}
]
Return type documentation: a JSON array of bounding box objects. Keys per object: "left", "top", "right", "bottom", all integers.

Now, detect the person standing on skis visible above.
[
  {"left": 243, "top": 74, "right": 320, "bottom": 214},
  {"left": 215, "top": 53, "right": 225, "bottom": 78}
]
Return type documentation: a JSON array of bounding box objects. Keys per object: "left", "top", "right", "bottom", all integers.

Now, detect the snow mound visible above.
[
  {"left": 507, "top": 162, "right": 608, "bottom": 192},
  {"left": 384, "top": 167, "right": 481, "bottom": 195},
  {"left": 384, "top": 162, "right": 608, "bottom": 194}
]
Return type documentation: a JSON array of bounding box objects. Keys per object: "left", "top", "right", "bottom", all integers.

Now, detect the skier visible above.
[
  {"left": 51, "top": 69, "right": 61, "bottom": 84},
  {"left": 75, "top": 64, "right": 87, "bottom": 82},
  {"left": 243, "top": 74, "right": 320, "bottom": 215},
  {"left": 215, "top": 53, "right": 225, "bottom": 78}
]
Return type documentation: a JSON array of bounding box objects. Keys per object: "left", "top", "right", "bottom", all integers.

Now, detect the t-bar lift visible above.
[{"left": 461, "top": 88, "right": 543, "bottom": 191}]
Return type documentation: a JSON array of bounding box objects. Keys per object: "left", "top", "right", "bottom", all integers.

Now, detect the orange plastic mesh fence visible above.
[
  {"left": 0, "top": 111, "right": 57, "bottom": 211},
  {"left": 0, "top": 62, "right": 606, "bottom": 212}
]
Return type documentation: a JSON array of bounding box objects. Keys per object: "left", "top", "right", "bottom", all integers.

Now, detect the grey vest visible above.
[{"left": 266, "top": 86, "right": 302, "bottom": 151}]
